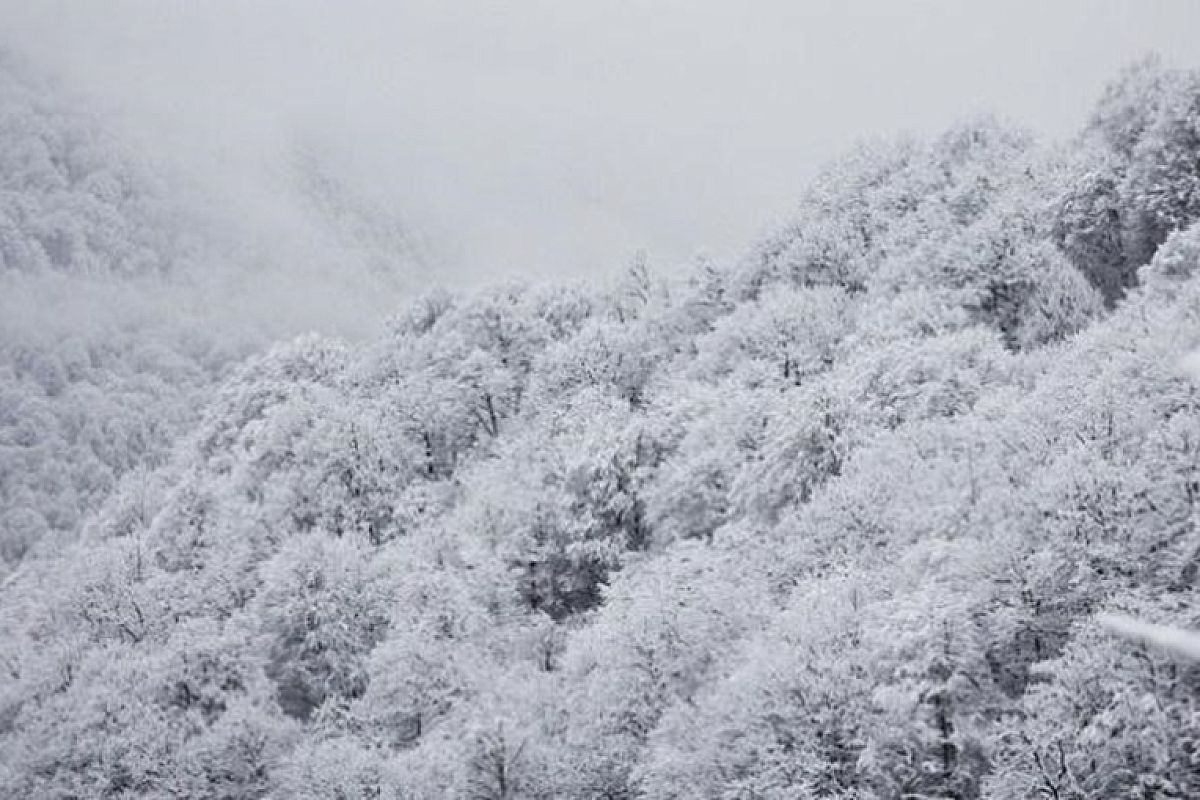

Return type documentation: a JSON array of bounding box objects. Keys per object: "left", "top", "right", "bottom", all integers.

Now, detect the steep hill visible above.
[{"left": 1, "top": 58, "right": 1199, "bottom": 799}]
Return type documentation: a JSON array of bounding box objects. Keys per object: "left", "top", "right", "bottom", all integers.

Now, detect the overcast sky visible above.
[{"left": 5, "top": 1, "right": 1200, "bottom": 285}]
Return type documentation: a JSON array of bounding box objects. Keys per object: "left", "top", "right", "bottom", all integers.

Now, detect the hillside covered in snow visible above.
[{"left": 1, "top": 57, "right": 1200, "bottom": 799}]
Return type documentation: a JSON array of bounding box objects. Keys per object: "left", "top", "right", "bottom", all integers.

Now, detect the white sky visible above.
[{"left": 5, "top": 0, "right": 1200, "bottom": 286}]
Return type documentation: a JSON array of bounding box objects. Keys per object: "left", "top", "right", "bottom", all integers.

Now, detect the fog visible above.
[
  {"left": 6, "top": 6, "right": 1200, "bottom": 793},
  {"left": 5, "top": 0, "right": 1200, "bottom": 286}
]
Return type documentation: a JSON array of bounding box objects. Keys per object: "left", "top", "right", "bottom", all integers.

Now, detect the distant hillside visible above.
[{"left": 0, "top": 56, "right": 419, "bottom": 574}]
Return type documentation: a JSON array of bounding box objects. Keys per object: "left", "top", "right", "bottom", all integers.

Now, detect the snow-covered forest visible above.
[{"left": 2, "top": 44, "right": 1200, "bottom": 799}]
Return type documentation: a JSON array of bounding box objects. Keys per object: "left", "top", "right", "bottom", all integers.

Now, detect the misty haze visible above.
[{"left": 2, "top": 2, "right": 1200, "bottom": 798}]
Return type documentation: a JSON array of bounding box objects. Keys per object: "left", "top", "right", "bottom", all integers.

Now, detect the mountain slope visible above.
[{"left": 1, "top": 58, "right": 1200, "bottom": 799}]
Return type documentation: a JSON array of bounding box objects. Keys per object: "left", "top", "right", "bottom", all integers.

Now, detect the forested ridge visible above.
[
  {"left": 2, "top": 56, "right": 1200, "bottom": 798},
  {"left": 0, "top": 50, "right": 416, "bottom": 576}
]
